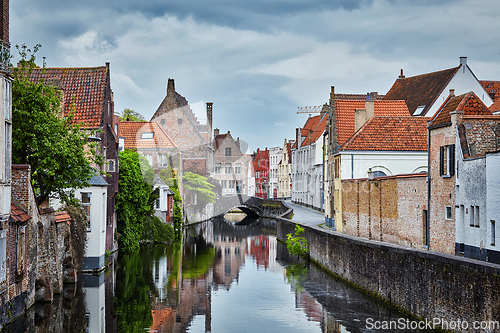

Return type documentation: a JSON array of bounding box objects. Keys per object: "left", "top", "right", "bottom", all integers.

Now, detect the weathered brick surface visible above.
[
  {"left": 277, "top": 219, "right": 500, "bottom": 332},
  {"left": 342, "top": 174, "right": 427, "bottom": 249}
]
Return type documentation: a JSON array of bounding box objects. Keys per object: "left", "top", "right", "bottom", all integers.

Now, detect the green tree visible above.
[
  {"left": 12, "top": 44, "right": 102, "bottom": 204},
  {"left": 116, "top": 150, "right": 151, "bottom": 252},
  {"left": 120, "top": 108, "right": 145, "bottom": 122},
  {"left": 182, "top": 172, "right": 216, "bottom": 212}
]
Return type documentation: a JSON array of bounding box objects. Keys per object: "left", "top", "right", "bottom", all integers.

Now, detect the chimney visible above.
[
  {"left": 355, "top": 108, "right": 367, "bottom": 132},
  {"left": 214, "top": 128, "right": 219, "bottom": 137},
  {"left": 449, "top": 89, "right": 455, "bottom": 97},
  {"left": 0, "top": 0, "right": 9, "bottom": 46},
  {"left": 237, "top": 137, "right": 240, "bottom": 149},
  {"left": 330, "top": 86, "right": 335, "bottom": 103},
  {"left": 167, "top": 78, "right": 175, "bottom": 95},
  {"left": 206, "top": 102, "right": 213, "bottom": 130},
  {"left": 399, "top": 69, "right": 405, "bottom": 79},
  {"left": 295, "top": 128, "right": 300, "bottom": 149},
  {"left": 460, "top": 57, "right": 467, "bottom": 66},
  {"left": 365, "top": 92, "right": 374, "bottom": 119}
]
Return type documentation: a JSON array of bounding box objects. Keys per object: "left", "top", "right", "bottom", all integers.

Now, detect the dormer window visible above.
[
  {"left": 414, "top": 105, "right": 426, "bottom": 116},
  {"left": 141, "top": 132, "right": 154, "bottom": 139}
]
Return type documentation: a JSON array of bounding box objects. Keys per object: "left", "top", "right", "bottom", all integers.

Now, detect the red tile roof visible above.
[
  {"left": 341, "top": 117, "right": 428, "bottom": 151},
  {"left": 27, "top": 66, "right": 108, "bottom": 128},
  {"left": 55, "top": 211, "right": 72, "bottom": 223},
  {"left": 336, "top": 99, "right": 410, "bottom": 146},
  {"left": 480, "top": 80, "right": 500, "bottom": 101},
  {"left": 120, "top": 121, "right": 179, "bottom": 150},
  {"left": 490, "top": 98, "right": 500, "bottom": 113},
  {"left": 429, "top": 92, "right": 492, "bottom": 128},
  {"left": 384, "top": 66, "right": 459, "bottom": 116},
  {"left": 10, "top": 203, "right": 31, "bottom": 222}
]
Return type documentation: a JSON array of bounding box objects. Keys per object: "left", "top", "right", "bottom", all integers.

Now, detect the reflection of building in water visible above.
[
  {"left": 213, "top": 234, "right": 247, "bottom": 290},
  {"left": 153, "top": 255, "right": 169, "bottom": 301},
  {"left": 82, "top": 272, "right": 106, "bottom": 333},
  {"left": 248, "top": 235, "right": 280, "bottom": 272}
]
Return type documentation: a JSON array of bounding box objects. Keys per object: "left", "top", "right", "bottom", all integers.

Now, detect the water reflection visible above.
[{"left": 4, "top": 217, "right": 436, "bottom": 332}]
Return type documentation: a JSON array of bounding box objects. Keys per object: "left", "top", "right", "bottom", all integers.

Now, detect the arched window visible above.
[{"left": 372, "top": 170, "right": 386, "bottom": 177}]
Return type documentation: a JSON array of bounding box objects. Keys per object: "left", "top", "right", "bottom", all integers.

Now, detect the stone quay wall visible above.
[{"left": 277, "top": 219, "right": 500, "bottom": 331}]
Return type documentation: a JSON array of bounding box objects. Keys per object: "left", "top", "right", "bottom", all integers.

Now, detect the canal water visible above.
[{"left": 3, "top": 217, "right": 434, "bottom": 332}]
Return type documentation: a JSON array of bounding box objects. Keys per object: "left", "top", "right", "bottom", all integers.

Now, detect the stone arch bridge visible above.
[{"left": 212, "top": 195, "right": 291, "bottom": 220}]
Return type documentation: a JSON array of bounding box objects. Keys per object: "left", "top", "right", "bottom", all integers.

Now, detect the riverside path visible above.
[{"left": 284, "top": 199, "right": 325, "bottom": 227}]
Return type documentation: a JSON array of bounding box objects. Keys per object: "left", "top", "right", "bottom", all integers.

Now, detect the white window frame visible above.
[
  {"left": 0, "top": 229, "right": 6, "bottom": 284},
  {"left": 214, "top": 163, "right": 221, "bottom": 174},
  {"left": 445, "top": 206, "right": 452, "bottom": 220},
  {"left": 141, "top": 132, "right": 154, "bottom": 139},
  {"left": 235, "top": 163, "right": 241, "bottom": 174},
  {"left": 225, "top": 163, "right": 232, "bottom": 174}
]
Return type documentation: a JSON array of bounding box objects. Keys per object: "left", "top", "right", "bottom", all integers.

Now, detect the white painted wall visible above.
[
  {"left": 83, "top": 274, "right": 106, "bottom": 333},
  {"left": 338, "top": 151, "right": 428, "bottom": 179},
  {"left": 268, "top": 146, "right": 282, "bottom": 198},
  {"left": 486, "top": 151, "right": 500, "bottom": 251},
  {"left": 426, "top": 60, "right": 493, "bottom": 118},
  {"left": 75, "top": 186, "right": 107, "bottom": 268}
]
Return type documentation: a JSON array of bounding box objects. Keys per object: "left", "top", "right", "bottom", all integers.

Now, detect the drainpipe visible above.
[
  {"left": 426, "top": 126, "right": 431, "bottom": 250},
  {"left": 351, "top": 154, "right": 354, "bottom": 179}
]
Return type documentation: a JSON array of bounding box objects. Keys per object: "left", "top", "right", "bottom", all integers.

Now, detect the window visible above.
[
  {"left": 161, "top": 118, "right": 165, "bottom": 125},
  {"left": 235, "top": 163, "right": 241, "bottom": 174},
  {"left": 228, "top": 180, "right": 235, "bottom": 194},
  {"left": 221, "top": 180, "right": 227, "bottom": 193},
  {"left": 141, "top": 132, "right": 154, "bottom": 139},
  {"left": 225, "top": 163, "right": 232, "bottom": 174},
  {"left": 423, "top": 210, "right": 429, "bottom": 246},
  {"left": 225, "top": 147, "right": 231, "bottom": 157},
  {"left": 413, "top": 105, "right": 426, "bottom": 116},
  {"left": 470, "top": 206, "right": 480, "bottom": 227},
  {"left": 372, "top": 171, "right": 386, "bottom": 177},
  {"left": 214, "top": 163, "right": 221, "bottom": 174},
  {"left": 158, "top": 154, "right": 169, "bottom": 167},
  {"left": 445, "top": 206, "right": 452, "bottom": 220},
  {"left": 178, "top": 118, "right": 182, "bottom": 125},
  {"left": 114, "top": 123, "right": 118, "bottom": 135},
  {"left": 491, "top": 220, "right": 496, "bottom": 246},
  {"left": 143, "top": 154, "right": 153, "bottom": 166},
  {"left": 108, "top": 159, "right": 115, "bottom": 172},
  {"left": 440, "top": 144, "right": 455, "bottom": 177},
  {"left": 256, "top": 171, "right": 260, "bottom": 178},
  {"left": 4, "top": 79, "right": 11, "bottom": 121},
  {"left": 81, "top": 192, "right": 92, "bottom": 232},
  {"left": 236, "top": 181, "right": 243, "bottom": 194}
]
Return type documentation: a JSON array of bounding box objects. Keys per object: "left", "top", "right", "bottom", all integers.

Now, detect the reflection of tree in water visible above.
[{"left": 115, "top": 245, "right": 169, "bottom": 332}]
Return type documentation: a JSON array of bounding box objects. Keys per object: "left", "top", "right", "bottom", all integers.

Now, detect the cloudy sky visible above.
[{"left": 10, "top": 0, "right": 500, "bottom": 152}]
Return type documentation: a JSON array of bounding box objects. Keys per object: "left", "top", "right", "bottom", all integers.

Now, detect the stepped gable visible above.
[
  {"left": 480, "top": 80, "right": 500, "bottom": 101},
  {"left": 340, "top": 117, "right": 428, "bottom": 151},
  {"left": 429, "top": 92, "right": 492, "bottom": 128},
  {"left": 120, "top": 121, "right": 178, "bottom": 150},
  {"left": 335, "top": 99, "right": 410, "bottom": 146},
  {"left": 28, "top": 66, "right": 108, "bottom": 128},
  {"left": 384, "top": 67, "right": 459, "bottom": 116}
]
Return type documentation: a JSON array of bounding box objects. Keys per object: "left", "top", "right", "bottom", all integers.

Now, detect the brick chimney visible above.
[
  {"left": 11, "top": 165, "right": 32, "bottom": 212},
  {"left": 295, "top": 128, "right": 300, "bottom": 149},
  {"left": 399, "top": 69, "right": 405, "bottom": 79},
  {"left": 449, "top": 89, "right": 455, "bottom": 97},
  {"left": 460, "top": 57, "right": 467, "bottom": 66},
  {"left": 167, "top": 78, "right": 175, "bottom": 95},
  {"left": 0, "top": 0, "right": 8, "bottom": 45},
  {"left": 206, "top": 102, "right": 213, "bottom": 142},
  {"left": 214, "top": 128, "right": 219, "bottom": 137}
]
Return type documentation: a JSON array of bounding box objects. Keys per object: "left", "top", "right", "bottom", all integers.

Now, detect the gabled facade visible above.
[
  {"left": 252, "top": 148, "right": 269, "bottom": 198},
  {"left": 268, "top": 146, "right": 282, "bottom": 198},
  {"left": 277, "top": 139, "right": 294, "bottom": 199},
  {"left": 28, "top": 63, "right": 119, "bottom": 252},
  {"left": 292, "top": 111, "right": 327, "bottom": 210},
  {"left": 212, "top": 129, "right": 246, "bottom": 196},
  {"left": 384, "top": 57, "right": 494, "bottom": 118},
  {"left": 428, "top": 91, "right": 500, "bottom": 256},
  {"left": 120, "top": 121, "right": 181, "bottom": 171},
  {"left": 151, "top": 79, "right": 213, "bottom": 175}
]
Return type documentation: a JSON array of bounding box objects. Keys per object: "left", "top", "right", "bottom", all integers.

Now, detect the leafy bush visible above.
[
  {"left": 286, "top": 225, "right": 309, "bottom": 258},
  {"left": 141, "top": 216, "right": 174, "bottom": 243}
]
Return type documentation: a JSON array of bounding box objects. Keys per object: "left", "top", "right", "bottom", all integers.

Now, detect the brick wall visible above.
[{"left": 341, "top": 174, "right": 428, "bottom": 249}]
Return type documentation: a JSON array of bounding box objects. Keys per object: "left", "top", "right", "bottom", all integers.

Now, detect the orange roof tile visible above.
[
  {"left": 336, "top": 99, "right": 410, "bottom": 146},
  {"left": 55, "top": 211, "right": 72, "bottom": 223},
  {"left": 341, "top": 117, "right": 428, "bottom": 151},
  {"left": 120, "top": 121, "right": 179, "bottom": 150},
  {"left": 490, "top": 98, "right": 500, "bottom": 113},
  {"left": 27, "top": 66, "right": 108, "bottom": 128},
  {"left": 480, "top": 80, "right": 500, "bottom": 101},
  {"left": 10, "top": 203, "right": 31, "bottom": 222},
  {"left": 384, "top": 66, "right": 459, "bottom": 116},
  {"left": 429, "top": 92, "right": 492, "bottom": 128}
]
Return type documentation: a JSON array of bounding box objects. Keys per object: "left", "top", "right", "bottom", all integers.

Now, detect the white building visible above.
[
  {"left": 291, "top": 113, "right": 326, "bottom": 211},
  {"left": 278, "top": 139, "right": 294, "bottom": 199},
  {"left": 268, "top": 146, "right": 282, "bottom": 199},
  {"left": 75, "top": 175, "right": 109, "bottom": 271}
]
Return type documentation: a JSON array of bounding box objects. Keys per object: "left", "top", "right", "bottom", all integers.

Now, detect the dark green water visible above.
[{"left": 4, "top": 217, "right": 434, "bottom": 332}]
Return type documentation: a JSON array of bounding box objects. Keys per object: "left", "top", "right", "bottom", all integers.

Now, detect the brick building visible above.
[
  {"left": 212, "top": 129, "right": 246, "bottom": 196},
  {"left": 151, "top": 79, "right": 213, "bottom": 175},
  {"left": 28, "top": 64, "right": 119, "bottom": 252},
  {"left": 428, "top": 90, "right": 500, "bottom": 259},
  {"left": 252, "top": 148, "right": 269, "bottom": 198}
]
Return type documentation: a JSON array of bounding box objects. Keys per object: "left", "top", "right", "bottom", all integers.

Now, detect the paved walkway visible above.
[{"left": 283, "top": 199, "right": 326, "bottom": 227}]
